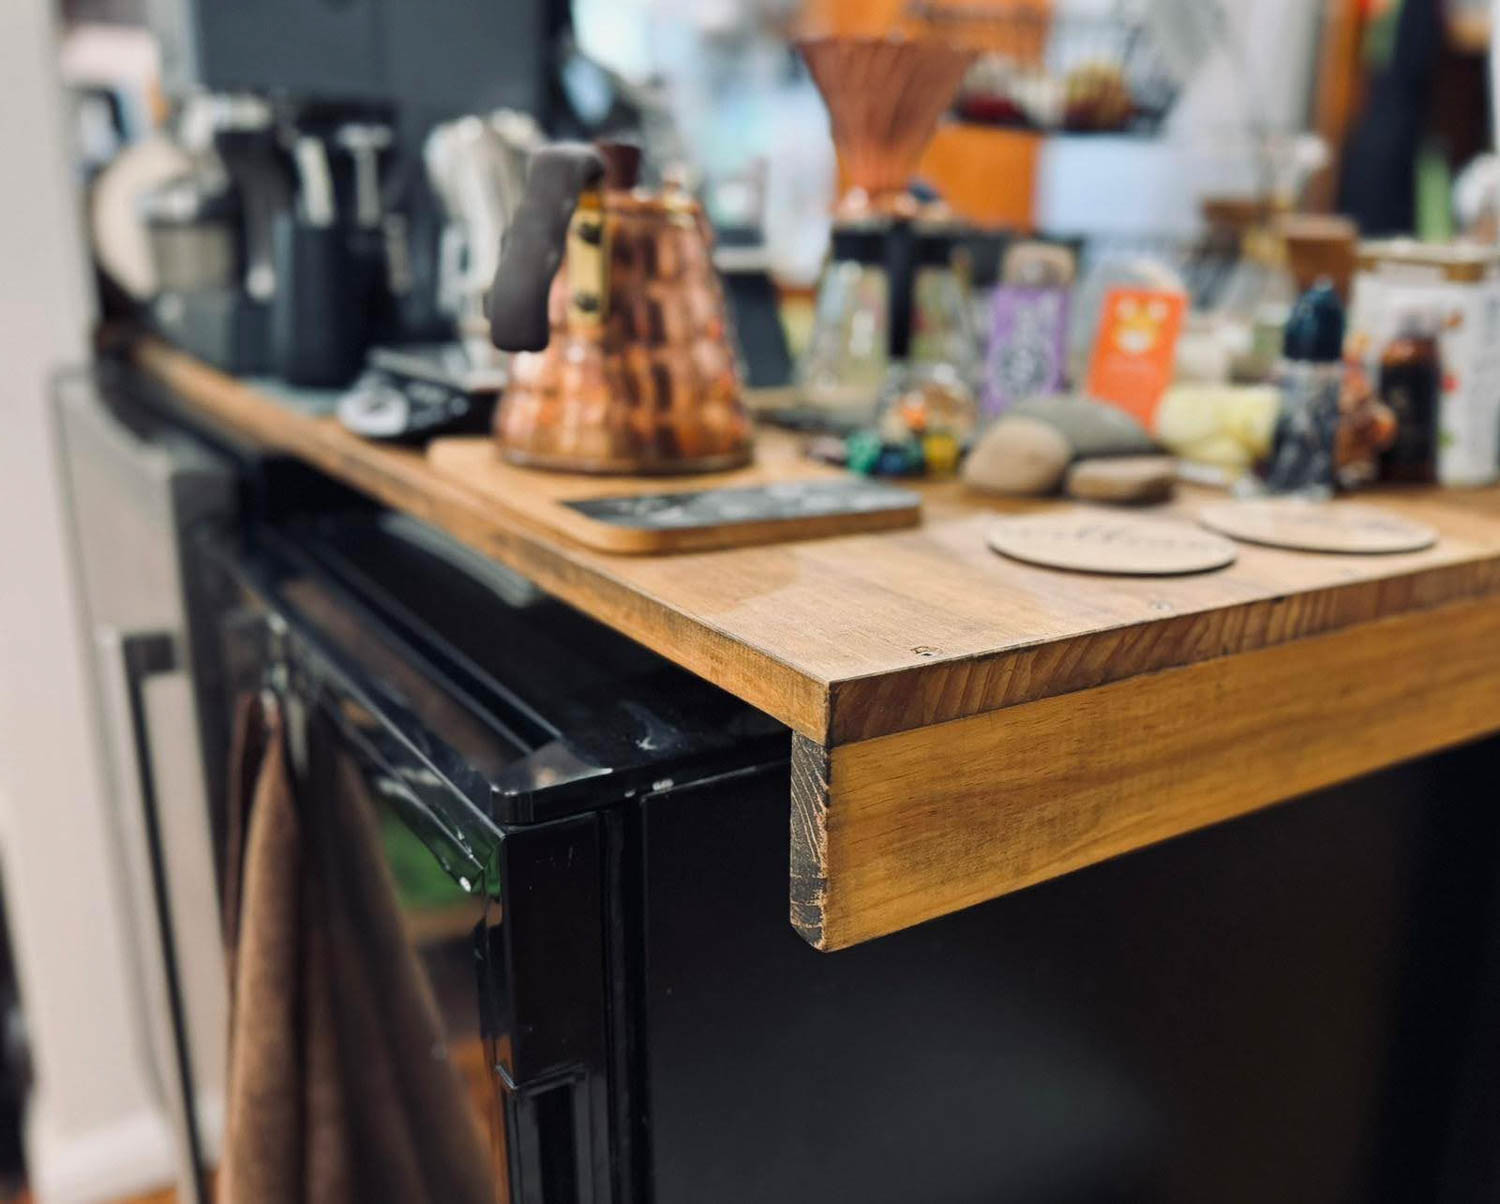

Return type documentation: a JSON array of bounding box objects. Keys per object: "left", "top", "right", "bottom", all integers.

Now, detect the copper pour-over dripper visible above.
[{"left": 799, "top": 35, "right": 976, "bottom": 217}]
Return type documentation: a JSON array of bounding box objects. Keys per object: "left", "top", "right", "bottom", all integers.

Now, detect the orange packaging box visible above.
[{"left": 1086, "top": 288, "right": 1187, "bottom": 429}]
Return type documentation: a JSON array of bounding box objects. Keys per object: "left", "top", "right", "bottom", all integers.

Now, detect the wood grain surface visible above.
[
  {"left": 135, "top": 341, "right": 1500, "bottom": 949},
  {"left": 426, "top": 436, "right": 920, "bottom": 553},
  {"left": 794, "top": 592, "right": 1500, "bottom": 949},
  {"left": 134, "top": 339, "right": 1500, "bottom": 745}
]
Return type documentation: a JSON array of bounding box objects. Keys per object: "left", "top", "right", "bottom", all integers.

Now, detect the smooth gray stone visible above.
[{"left": 1012, "top": 394, "right": 1157, "bottom": 458}]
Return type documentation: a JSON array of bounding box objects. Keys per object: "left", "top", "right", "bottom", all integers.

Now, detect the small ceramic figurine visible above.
[
  {"left": 841, "top": 365, "right": 978, "bottom": 479},
  {"left": 1259, "top": 280, "right": 1346, "bottom": 497},
  {"left": 1334, "top": 340, "right": 1397, "bottom": 488}
]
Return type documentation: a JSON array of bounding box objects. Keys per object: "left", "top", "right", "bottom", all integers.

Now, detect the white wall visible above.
[{"left": 0, "top": 0, "right": 178, "bottom": 1199}]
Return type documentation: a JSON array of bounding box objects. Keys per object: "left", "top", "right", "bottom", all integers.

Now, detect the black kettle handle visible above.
[{"left": 487, "top": 143, "right": 606, "bottom": 353}]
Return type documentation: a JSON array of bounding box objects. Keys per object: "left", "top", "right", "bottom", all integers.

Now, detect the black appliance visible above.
[
  {"left": 149, "top": 0, "right": 560, "bottom": 135},
  {"left": 143, "top": 0, "right": 573, "bottom": 372},
  {"left": 91, "top": 367, "right": 1500, "bottom": 1203}
]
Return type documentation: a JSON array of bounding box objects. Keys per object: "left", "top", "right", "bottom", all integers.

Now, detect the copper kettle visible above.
[{"left": 487, "top": 142, "right": 753, "bottom": 474}]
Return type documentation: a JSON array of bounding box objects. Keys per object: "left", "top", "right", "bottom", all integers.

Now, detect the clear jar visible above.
[
  {"left": 798, "top": 219, "right": 983, "bottom": 429},
  {"left": 910, "top": 253, "right": 983, "bottom": 393},
  {"left": 798, "top": 259, "right": 889, "bottom": 419}
]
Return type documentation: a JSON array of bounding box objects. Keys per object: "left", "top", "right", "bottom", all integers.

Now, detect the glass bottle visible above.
[
  {"left": 797, "top": 221, "right": 890, "bottom": 424},
  {"left": 1377, "top": 310, "right": 1441, "bottom": 484}
]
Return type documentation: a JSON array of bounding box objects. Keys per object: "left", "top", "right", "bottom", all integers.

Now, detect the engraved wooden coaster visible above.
[
  {"left": 1198, "top": 499, "right": 1439, "bottom": 555},
  {"left": 987, "top": 510, "right": 1239, "bottom": 576}
]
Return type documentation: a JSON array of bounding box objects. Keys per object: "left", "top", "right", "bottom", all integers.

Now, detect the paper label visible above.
[
  {"left": 1086, "top": 288, "right": 1186, "bottom": 429},
  {"left": 983, "top": 286, "right": 1070, "bottom": 419}
]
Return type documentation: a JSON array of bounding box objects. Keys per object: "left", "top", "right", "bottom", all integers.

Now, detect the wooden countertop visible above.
[{"left": 136, "top": 340, "right": 1500, "bottom": 950}]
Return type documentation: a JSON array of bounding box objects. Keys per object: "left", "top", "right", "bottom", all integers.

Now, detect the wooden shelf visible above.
[{"left": 137, "top": 339, "right": 1500, "bottom": 950}]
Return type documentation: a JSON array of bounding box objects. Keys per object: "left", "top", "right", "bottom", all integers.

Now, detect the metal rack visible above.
[{"left": 908, "top": 1, "right": 1185, "bottom": 136}]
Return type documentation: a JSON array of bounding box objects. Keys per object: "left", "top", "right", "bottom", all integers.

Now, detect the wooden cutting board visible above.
[{"left": 426, "top": 435, "right": 922, "bottom": 554}]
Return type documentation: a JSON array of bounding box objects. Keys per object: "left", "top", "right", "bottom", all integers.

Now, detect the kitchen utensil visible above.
[
  {"left": 194, "top": 93, "right": 292, "bottom": 303},
  {"left": 140, "top": 173, "right": 239, "bottom": 294},
  {"left": 797, "top": 221, "right": 892, "bottom": 418},
  {"left": 797, "top": 212, "right": 983, "bottom": 419},
  {"left": 797, "top": 35, "right": 975, "bottom": 219},
  {"left": 486, "top": 141, "right": 753, "bottom": 475},
  {"left": 271, "top": 212, "right": 365, "bottom": 387},
  {"left": 336, "top": 123, "right": 391, "bottom": 232},
  {"left": 138, "top": 151, "right": 271, "bottom": 375},
  {"left": 793, "top": 37, "right": 981, "bottom": 433}
]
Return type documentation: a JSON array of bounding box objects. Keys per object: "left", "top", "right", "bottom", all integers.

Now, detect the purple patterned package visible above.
[{"left": 983, "top": 286, "right": 1070, "bottom": 420}]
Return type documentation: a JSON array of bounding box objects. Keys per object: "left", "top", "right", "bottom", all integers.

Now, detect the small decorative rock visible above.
[
  {"left": 1012, "top": 394, "right": 1156, "bottom": 459},
  {"left": 962, "top": 416, "right": 1072, "bottom": 496},
  {"left": 1065, "top": 455, "right": 1177, "bottom": 504}
]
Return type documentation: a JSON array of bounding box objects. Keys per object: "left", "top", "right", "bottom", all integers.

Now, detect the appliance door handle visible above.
[
  {"left": 508, "top": 1074, "right": 595, "bottom": 1204},
  {"left": 106, "top": 629, "right": 210, "bottom": 1204}
]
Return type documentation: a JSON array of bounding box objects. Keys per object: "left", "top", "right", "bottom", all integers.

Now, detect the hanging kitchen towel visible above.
[
  {"left": 221, "top": 694, "right": 494, "bottom": 1204},
  {"left": 222, "top": 692, "right": 273, "bottom": 1003},
  {"left": 222, "top": 694, "right": 331, "bottom": 1203},
  {"left": 304, "top": 719, "right": 498, "bottom": 1204}
]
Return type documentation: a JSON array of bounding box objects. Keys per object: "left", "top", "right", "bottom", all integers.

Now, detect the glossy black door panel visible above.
[{"left": 642, "top": 747, "right": 1500, "bottom": 1204}]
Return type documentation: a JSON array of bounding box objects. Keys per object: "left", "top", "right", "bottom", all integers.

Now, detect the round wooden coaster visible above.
[
  {"left": 986, "top": 510, "right": 1239, "bottom": 576},
  {"left": 1198, "top": 499, "right": 1438, "bottom": 555}
]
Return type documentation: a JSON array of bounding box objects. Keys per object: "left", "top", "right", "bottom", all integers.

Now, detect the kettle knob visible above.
[
  {"left": 596, "top": 140, "right": 641, "bottom": 191},
  {"left": 487, "top": 143, "right": 606, "bottom": 353}
]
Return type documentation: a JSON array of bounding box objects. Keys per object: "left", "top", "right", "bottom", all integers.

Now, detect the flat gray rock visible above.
[
  {"left": 1065, "top": 455, "right": 1177, "bottom": 504},
  {"left": 1012, "top": 394, "right": 1157, "bottom": 459}
]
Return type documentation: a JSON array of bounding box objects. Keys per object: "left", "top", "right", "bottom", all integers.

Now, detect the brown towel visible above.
[{"left": 222, "top": 694, "right": 497, "bottom": 1204}]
